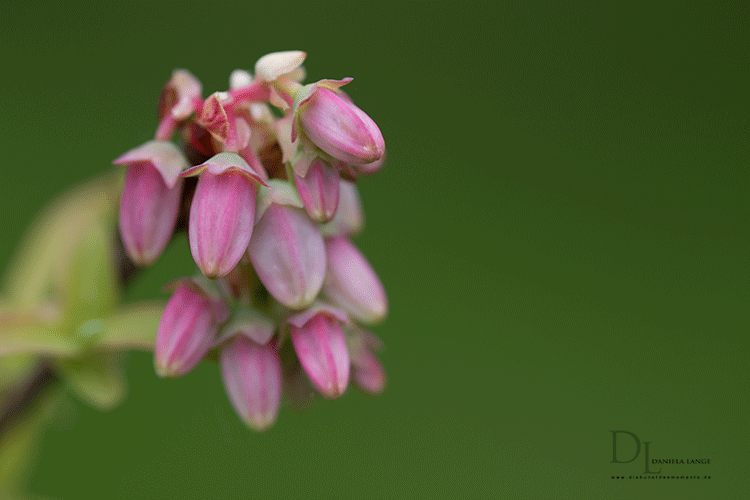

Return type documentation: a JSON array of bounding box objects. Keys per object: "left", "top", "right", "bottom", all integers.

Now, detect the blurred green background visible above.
[{"left": 1, "top": 1, "right": 748, "bottom": 498}]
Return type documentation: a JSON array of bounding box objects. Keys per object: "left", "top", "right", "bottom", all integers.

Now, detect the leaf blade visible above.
[{"left": 98, "top": 301, "right": 166, "bottom": 352}]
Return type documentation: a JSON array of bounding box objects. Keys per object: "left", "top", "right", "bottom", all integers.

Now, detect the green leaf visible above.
[
  {"left": 0, "top": 305, "right": 78, "bottom": 358},
  {"left": 61, "top": 218, "right": 119, "bottom": 345},
  {"left": 97, "top": 301, "right": 166, "bottom": 352},
  {"left": 57, "top": 352, "right": 127, "bottom": 411},
  {"left": 2, "top": 174, "right": 120, "bottom": 310}
]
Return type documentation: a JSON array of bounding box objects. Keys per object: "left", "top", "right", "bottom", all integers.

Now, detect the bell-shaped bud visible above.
[
  {"left": 114, "top": 141, "right": 187, "bottom": 266},
  {"left": 181, "top": 153, "right": 266, "bottom": 279},
  {"left": 154, "top": 278, "right": 229, "bottom": 378},
  {"left": 322, "top": 236, "right": 387, "bottom": 324},
  {"left": 294, "top": 158, "right": 340, "bottom": 222},
  {"left": 294, "top": 80, "right": 385, "bottom": 165},
  {"left": 288, "top": 304, "right": 350, "bottom": 399},
  {"left": 156, "top": 69, "right": 203, "bottom": 140},
  {"left": 247, "top": 181, "right": 326, "bottom": 309},
  {"left": 321, "top": 180, "right": 364, "bottom": 237},
  {"left": 219, "top": 334, "right": 282, "bottom": 432},
  {"left": 348, "top": 327, "right": 386, "bottom": 394}
]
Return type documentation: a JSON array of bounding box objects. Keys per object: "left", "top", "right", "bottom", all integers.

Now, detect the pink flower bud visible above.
[
  {"left": 349, "top": 329, "right": 386, "bottom": 394},
  {"left": 321, "top": 180, "right": 364, "bottom": 237},
  {"left": 155, "top": 281, "right": 228, "bottom": 378},
  {"left": 322, "top": 236, "right": 387, "bottom": 324},
  {"left": 294, "top": 158, "right": 340, "bottom": 222},
  {"left": 220, "top": 336, "right": 282, "bottom": 431},
  {"left": 296, "top": 81, "right": 385, "bottom": 165},
  {"left": 248, "top": 183, "right": 326, "bottom": 309},
  {"left": 288, "top": 306, "right": 350, "bottom": 399},
  {"left": 114, "top": 141, "right": 187, "bottom": 266},
  {"left": 181, "top": 153, "right": 266, "bottom": 279}
]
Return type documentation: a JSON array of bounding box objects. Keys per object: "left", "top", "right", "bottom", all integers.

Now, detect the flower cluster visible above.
[{"left": 115, "top": 52, "right": 387, "bottom": 430}]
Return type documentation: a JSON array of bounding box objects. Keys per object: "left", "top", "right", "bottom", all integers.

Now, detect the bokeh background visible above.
[{"left": 1, "top": 1, "right": 748, "bottom": 498}]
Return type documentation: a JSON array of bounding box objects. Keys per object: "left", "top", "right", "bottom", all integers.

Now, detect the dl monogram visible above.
[{"left": 610, "top": 430, "right": 661, "bottom": 474}]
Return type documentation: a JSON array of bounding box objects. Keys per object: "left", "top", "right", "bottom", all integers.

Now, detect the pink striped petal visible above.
[
  {"left": 118, "top": 164, "right": 182, "bottom": 266},
  {"left": 297, "top": 85, "right": 385, "bottom": 165},
  {"left": 321, "top": 180, "right": 364, "bottom": 237},
  {"left": 322, "top": 236, "right": 387, "bottom": 324},
  {"left": 188, "top": 171, "right": 257, "bottom": 278},
  {"left": 220, "top": 336, "right": 282, "bottom": 431},
  {"left": 247, "top": 204, "right": 325, "bottom": 309},
  {"left": 114, "top": 141, "right": 187, "bottom": 265},
  {"left": 294, "top": 158, "right": 340, "bottom": 222},
  {"left": 155, "top": 284, "right": 218, "bottom": 377},
  {"left": 289, "top": 312, "right": 350, "bottom": 398}
]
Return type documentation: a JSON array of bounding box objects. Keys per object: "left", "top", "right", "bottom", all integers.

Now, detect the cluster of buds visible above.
[{"left": 114, "top": 52, "right": 387, "bottom": 431}]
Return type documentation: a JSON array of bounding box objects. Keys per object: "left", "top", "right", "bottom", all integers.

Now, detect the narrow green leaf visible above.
[
  {"left": 2, "top": 174, "right": 121, "bottom": 310},
  {"left": 57, "top": 352, "right": 127, "bottom": 411},
  {"left": 98, "top": 301, "right": 166, "bottom": 352},
  {"left": 61, "top": 219, "right": 119, "bottom": 345},
  {"left": 0, "top": 305, "right": 78, "bottom": 358}
]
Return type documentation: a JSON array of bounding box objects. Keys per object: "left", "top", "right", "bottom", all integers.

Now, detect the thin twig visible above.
[{"left": 0, "top": 361, "right": 56, "bottom": 440}]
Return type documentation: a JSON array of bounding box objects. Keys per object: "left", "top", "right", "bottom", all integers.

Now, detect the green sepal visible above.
[{"left": 214, "top": 306, "right": 275, "bottom": 347}]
